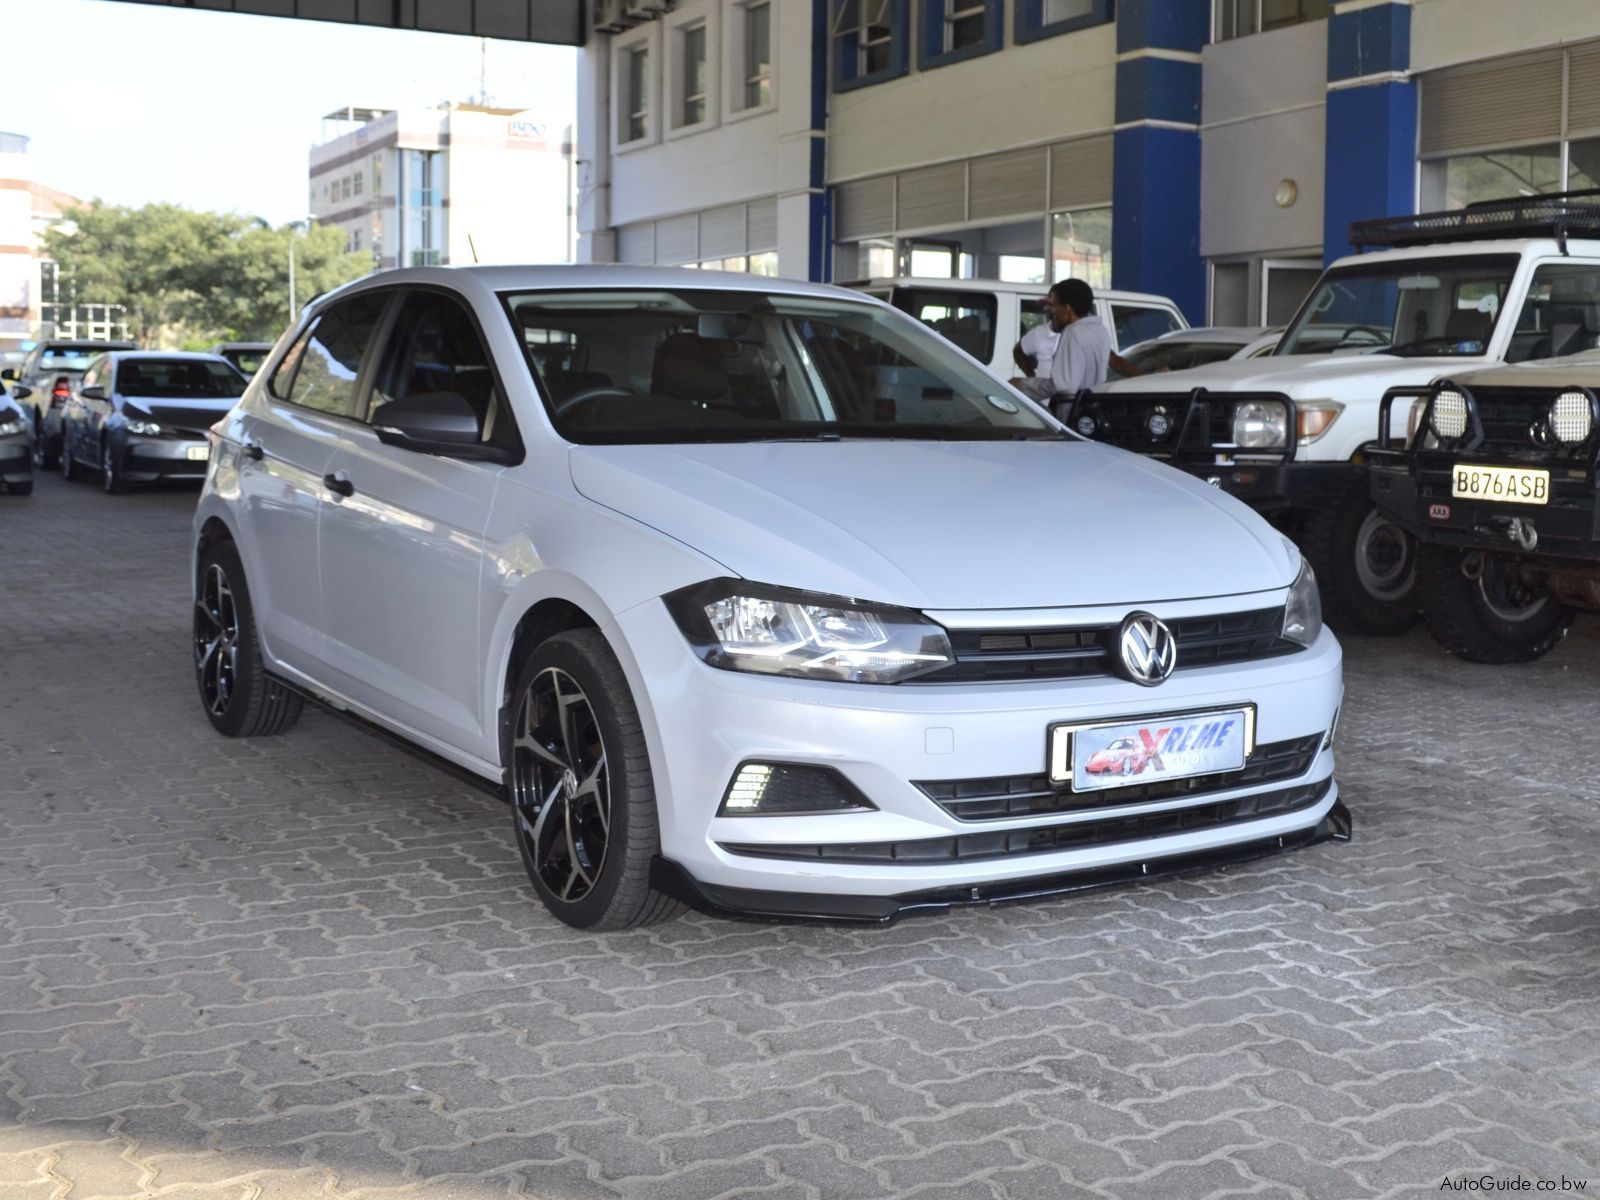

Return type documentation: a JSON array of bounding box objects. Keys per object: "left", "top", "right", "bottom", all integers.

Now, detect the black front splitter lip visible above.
[{"left": 650, "top": 800, "right": 1352, "bottom": 926}]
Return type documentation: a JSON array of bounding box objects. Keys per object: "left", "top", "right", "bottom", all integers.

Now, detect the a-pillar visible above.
[
  {"left": 1323, "top": 0, "right": 1416, "bottom": 264},
  {"left": 1111, "top": 0, "right": 1207, "bottom": 323}
]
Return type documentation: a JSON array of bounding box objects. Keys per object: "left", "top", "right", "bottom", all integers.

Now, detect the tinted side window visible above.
[
  {"left": 889, "top": 287, "right": 998, "bottom": 364},
  {"left": 1111, "top": 304, "right": 1184, "bottom": 349},
  {"left": 279, "top": 292, "right": 389, "bottom": 416},
  {"left": 1507, "top": 263, "right": 1600, "bottom": 363},
  {"left": 369, "top": 291, "right": 519, "bottom": 453},
  {"left": 268, "top": 333, "right": 309, "bottom": 401}
]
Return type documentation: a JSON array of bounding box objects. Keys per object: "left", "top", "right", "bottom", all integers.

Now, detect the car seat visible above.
[
  {"left": 650, "top": 333, "right": 732, "bottom": 406},
  {"left": 1444, "top": 308, "right": 1493, "bottom": 349}
]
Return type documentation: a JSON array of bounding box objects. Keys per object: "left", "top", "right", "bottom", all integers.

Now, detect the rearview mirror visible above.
[
  {"left": 80, "top": 385, "right": 106, "bottom": 401},
  {"left": 372, "top": 392, "right": 515, "bottom": 464}
]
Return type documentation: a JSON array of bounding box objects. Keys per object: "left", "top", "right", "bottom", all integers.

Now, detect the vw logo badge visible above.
[{"left": 1117, "top": 611, "right": 1177, "bottom": 686}]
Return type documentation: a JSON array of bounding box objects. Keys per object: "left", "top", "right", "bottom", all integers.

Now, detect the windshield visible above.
[
  {"left": 222, "top": 349, "right": 268, "bottom": 376},
  {"left": 503, "top": 288, "right": 1057, "bottom": 444},
  {"left": 117, "top": 359, "right": 248, "bottom": 398},
  {"left": 39, "top": 348, "right": 104, "bottom": 372},
  {"left": 1276, "top": 255, "right": 1519, "bottom": 357},
  {"left": 1117, "top": 339, "right": 1246, "bottom": 377}
]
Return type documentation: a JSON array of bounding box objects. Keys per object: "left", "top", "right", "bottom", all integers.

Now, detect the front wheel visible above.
[
  {"left": 193, "top": 540, "right": 303, "bottom": 736},
  {"left": 1418, "top": 546, "right": 1573, "bottom": 664},
  {"left": 102, "top": 440, "right": 127, "bottom": 494},
  {"left": 505, "top": 629, "right": 682, "bottom": 930},
  {"left": 1303, "top": 482, "right": 1421, "bottom": 636}
]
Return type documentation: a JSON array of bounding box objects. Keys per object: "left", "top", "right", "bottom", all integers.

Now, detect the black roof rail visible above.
[{"left": 1348, "top": 189, "right": 1600, "bottom": 255}]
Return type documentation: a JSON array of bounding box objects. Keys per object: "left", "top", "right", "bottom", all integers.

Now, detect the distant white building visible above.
[
  {"left": 0, "top": 132, "right": 130, "bottom": 353},
  {"left": 309, "top": 104, "right": 575, "bottom": 269}
]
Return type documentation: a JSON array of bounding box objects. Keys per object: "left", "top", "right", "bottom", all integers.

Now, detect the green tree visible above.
[{"left": 42, "top": 201, "right": 370, "bottom": 348}]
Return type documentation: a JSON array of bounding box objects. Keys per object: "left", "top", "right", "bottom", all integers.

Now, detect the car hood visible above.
[
  {"left": 121, "top": 396, "right": 239, "bottom": 429},
  {"left": 568, "top": 439, "right": 1298, "bottom": 610},
  {"left": 1443, "top": 348, "right": 1600, "bottom": 390},
  {"left": 1093, "top": 351, "right": 1489, "bottom": 398}
]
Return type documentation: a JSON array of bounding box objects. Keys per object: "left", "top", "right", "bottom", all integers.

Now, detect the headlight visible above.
[
  {"left": 0, "top": 418, "right": 25, "bottom": 437},
  {"left": 1295, "top": 401, "right": 1343, "bottom": 444},
  {"left": 1428, "top": 388, "right": 1468, "bottom": 440},
  {"left": 126, "top": 418, "right": 163, "bottom": 436},
  {"left": 664, "top": 579, "right": 953, "bottom": 684},
  {"left": 1549, "top": 390, "right": 1593, "bottom": 445},
  {"left": 1282, "top": 560, "right": 1322, "bottom": 648},
  {"left": 1233, "top": 399, "right": 1288, "bottom": 449}
]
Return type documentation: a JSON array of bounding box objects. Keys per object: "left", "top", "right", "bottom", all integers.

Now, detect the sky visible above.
[{"left": 0, "top": 0, "right": 578, "bottom": 227}]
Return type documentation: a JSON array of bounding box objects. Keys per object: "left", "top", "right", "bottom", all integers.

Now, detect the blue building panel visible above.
[
  {"left": 1114, "top": 55, "right": 1202, "bottom": 126},
  {"left": 1327, "top": 1, "right": 1410, "bottom": 82},
  {"left": 1112, "top": 126, "right": 1205, "bottom": 323},
  {"left": 1115, "top": 0, "right": 1206, "bottom": 54},
  {"left": 1323, "top": 80, "right": 1418, "bottom": 262}
]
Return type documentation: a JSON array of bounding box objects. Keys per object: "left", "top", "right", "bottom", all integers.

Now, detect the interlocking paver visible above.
[{"left": 4, "top": 470, "right": 1600, "bottom": 1198}]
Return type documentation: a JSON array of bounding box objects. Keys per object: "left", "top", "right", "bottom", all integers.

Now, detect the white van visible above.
[{"left": 850, "top": 277, "right": 1189, "bottom": 378}]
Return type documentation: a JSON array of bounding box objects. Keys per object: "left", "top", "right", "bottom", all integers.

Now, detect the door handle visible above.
[
  {"left": 323, "top": 472, "right": 355, "bottom": 498},
  {"left": 243, "top": 440, "right": 264, "bottom": 461}
]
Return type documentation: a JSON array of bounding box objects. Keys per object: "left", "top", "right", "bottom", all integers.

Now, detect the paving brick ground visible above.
[{"left": 2, "top": 469, "right": 1598, "bottom": 1200}]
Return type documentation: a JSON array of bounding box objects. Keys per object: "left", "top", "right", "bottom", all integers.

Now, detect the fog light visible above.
[
  {"left": 718, "top": 763, "right": 876, "bottom": 816},
  {"left": 1075, "top": 414, "right": 1097, "bottom": 437},
  {"left": 1146, "top": 407, "right": 1172, "bottom": 439},
  {"left": 1429, "top": 388, "right": 1468, "bottom": 440},
  {"left": 1549, "top": 391, "right": 1592, "bottom": 445}
]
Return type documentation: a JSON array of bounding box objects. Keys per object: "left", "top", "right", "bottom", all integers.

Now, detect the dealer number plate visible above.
[
  {"left": 1451, "top": 464, "right": 1547, "bottom": 505},
  {"left": 1049, "top": 706, "right": 1254, "bottom": 791},
  {"left": 186, "top": 445, "right": 211, "bottom": 461}
]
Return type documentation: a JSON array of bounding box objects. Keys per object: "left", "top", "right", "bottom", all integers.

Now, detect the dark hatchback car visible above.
[
  {"left": 1, "top": 381, "right": 36, "bottom": 495},
  {"left": 2, "top": 339, "right": 138, "bottom": 467},
  {"left": 60, "top": 351, "right": 247, "bottom": 493}
]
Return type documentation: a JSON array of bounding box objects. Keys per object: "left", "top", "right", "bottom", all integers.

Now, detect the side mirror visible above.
[
  {"left": 11, "top": 385, "right": 32, "bottom": 402},
  {"left": 371, "top": 391, "right": 514, "bottom": 464},
  {"left": 80, "top": 386, "right": 106, "bottom": 401},
  {"left": 0, "top": 368, "right": 15, "bottom": 381}
]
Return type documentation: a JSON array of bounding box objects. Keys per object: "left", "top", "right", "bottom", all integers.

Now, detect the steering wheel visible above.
[
  {"left": 1330, "top": 324, "right": 1389, "bottom": 350},
  {"left": 552, "top": 386, "right": 634, "bottom": 417}
]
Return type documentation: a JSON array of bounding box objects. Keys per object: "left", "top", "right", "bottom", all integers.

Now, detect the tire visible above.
[
  {"left": 1418, "top": 545, "right": 1573, "bottom": 664},
  {"left": 504, "top": 629, "right": 682, "bottom": 930},
  {"left": 102, "top": 439, "right": 127, "bottom": 494},
  {"left": 193, "top": 540, "right": 303, "bottom": 736},
  {"left": 32, "top": 417, "right": 58, "bottom": 470},
  {"left": 58, "top": 433, "right": 77, "bottom": 481},
  {"left": 1301, "top": 478, "right": 1421, "bottom": 636},
  {"left": 7, "top": 478, "right": 33, "bottom": 496}
]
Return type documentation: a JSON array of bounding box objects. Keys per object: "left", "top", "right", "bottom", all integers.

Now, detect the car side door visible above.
[
  {"left": 230, "top": 290, "right": 392, "bottom": 679},
  {"left": 65, "top": 356, "right": 105, "bottom": 462},
  {"left": 315, "top": 287, "right": 514, "bottom": 762}
]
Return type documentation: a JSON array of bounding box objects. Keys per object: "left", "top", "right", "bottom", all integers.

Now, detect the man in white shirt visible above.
[
  {"left": 1011, "top": 279, "right": 1114, "bottom": 404},
  {"left": 1011, "top": 300, "right": 1060, "bottom": 380}
]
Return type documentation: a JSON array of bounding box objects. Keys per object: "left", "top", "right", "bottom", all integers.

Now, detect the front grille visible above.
[
  {"left": 915, "top": 606, "right": 1297, "bottom": 684},
  {"left": 1074, "top": 392, "right": 1209, "bottom": 456},
  {"left": 916, "top": 732, "right": 1323, "bottom": 820},
  {"left": 719, "top": 778, "right": 1332, "bottom": 865},
  {"left": 1469, "top": 388, "right": 1570, "bottom": 459}
]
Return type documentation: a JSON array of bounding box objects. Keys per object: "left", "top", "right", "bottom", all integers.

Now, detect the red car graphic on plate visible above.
[{"left": 1084, "top": 736, "right": 1154, "bottom": 778}]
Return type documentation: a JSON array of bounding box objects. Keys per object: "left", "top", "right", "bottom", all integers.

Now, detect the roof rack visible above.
[{"left": 1348, "top": 189, "right": 1600, "bottom": 254}]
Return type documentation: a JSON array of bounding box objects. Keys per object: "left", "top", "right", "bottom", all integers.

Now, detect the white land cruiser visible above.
[{"left": 1077, "top": 193, "right": 1600, "bottom": 636}]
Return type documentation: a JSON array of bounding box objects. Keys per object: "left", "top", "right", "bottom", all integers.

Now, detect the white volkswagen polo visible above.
[{"left": 192, "top": 267, "right": 1347, "bottom": 929}]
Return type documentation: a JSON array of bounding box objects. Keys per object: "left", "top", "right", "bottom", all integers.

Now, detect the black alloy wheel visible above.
[
  {"left": 192, "top": 541, "right": 303, "bottom": 737},
  {"left": 506, "top": 630, "right": 681, "bottom": 929}
]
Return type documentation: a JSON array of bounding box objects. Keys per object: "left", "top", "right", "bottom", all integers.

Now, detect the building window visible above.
[
  {"left": 832, "top": 0, "right": 909, "bottom": 91},
  {"left": 919, "top": 0, "right": 1001, "bottom": 68},
  {"left": 1213, "top": 0, "right": 1330, "bottom": 42},
  {"left": 354, "top": 171, "right": 364, "bottom": 196},
  {"left": 1420, "top": 145, "right": 1565, "bottom": 211},
  {"left": 741, "top": 1, "right": 773, "bottom": 109},
  {"left": 1050, "top": 207, "right": 1112, "bottom": 291},
  {"left": 624, "top": 45, "right": 651, "bottom": 141},
  {"left": 748, "top": 250, "right": 778, "bottom": 276},
  {"left": 1014, "top": 0, "right": 1111, "bottom": 44},
  {"left": 680, "top": 23, "right": 708, "bottom": 126}
]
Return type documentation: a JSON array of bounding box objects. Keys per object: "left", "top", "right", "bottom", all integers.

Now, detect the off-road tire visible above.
[
  {"left": 1418, "top": 545, "right": 1573, "bottom": 664},
  {"left": 1302, "top": 478, "right": 1421, "bottom": 636}
]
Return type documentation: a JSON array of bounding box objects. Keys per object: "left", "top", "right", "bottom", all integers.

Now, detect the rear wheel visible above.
[
  {"left": 59, "top": 431, "right": 78, "bottom": 481},
  {"left": 505, "top": 629, "right": 681, "bottom": 930},
  {"left": 1303, "top": 480, "right": 1421, "bottom": 636},
  {"left": 1419, "top": 546, "right": 1573, "bottom": 664},
  {"left": 7, "top": 478, "right": 33, "bottom": 496},
  {"left": 32, "top": 416, "right": 58, "bottom": 470},
  {"left": 193, "top": 540, "right": 303, "bottom": 736}
]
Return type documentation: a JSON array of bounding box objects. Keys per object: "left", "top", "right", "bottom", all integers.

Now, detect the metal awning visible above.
[{"left": 103, "top": 0, "right": 583, "bottom": 45}]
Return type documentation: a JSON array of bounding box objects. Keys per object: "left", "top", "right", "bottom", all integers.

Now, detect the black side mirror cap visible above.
[
  {"left": 0, "top": 369, "right": 15, "bottom": 382},
  {"left": 371, "top": 391, "right": 517, "bottom": 465},
  {"left": 80, "top": 386, "right": 106, "bottom": 401},
  {"left": 11, "top": 385, "right": 32, "bottom": 401}
]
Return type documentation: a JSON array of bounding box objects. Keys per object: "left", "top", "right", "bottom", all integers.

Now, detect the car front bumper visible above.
[
  {"left": 122, "top": 437, "right": 211, "bottom": 482},
  {"left": 615, "top": 598, "right": 1346, "bottom": 910}
]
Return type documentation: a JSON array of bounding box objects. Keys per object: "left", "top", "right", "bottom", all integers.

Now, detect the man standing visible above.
[
  {"left": 1012, "top": 297, "right": 1060, "bottom": 380},
  {"left": 1010, "top": 278, "right": 1114, "bottom": 403}
]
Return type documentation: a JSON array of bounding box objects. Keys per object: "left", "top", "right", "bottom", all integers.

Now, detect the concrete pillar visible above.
[
  {"left": 1323, "top": 1, "right": 1416, "bottom": 263},
  {"left": 1111, "top": 0, "right": 1207, "bottom": 323},
  {"left": 576, "top": 30, "right": 614, "bottom": 264}
]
